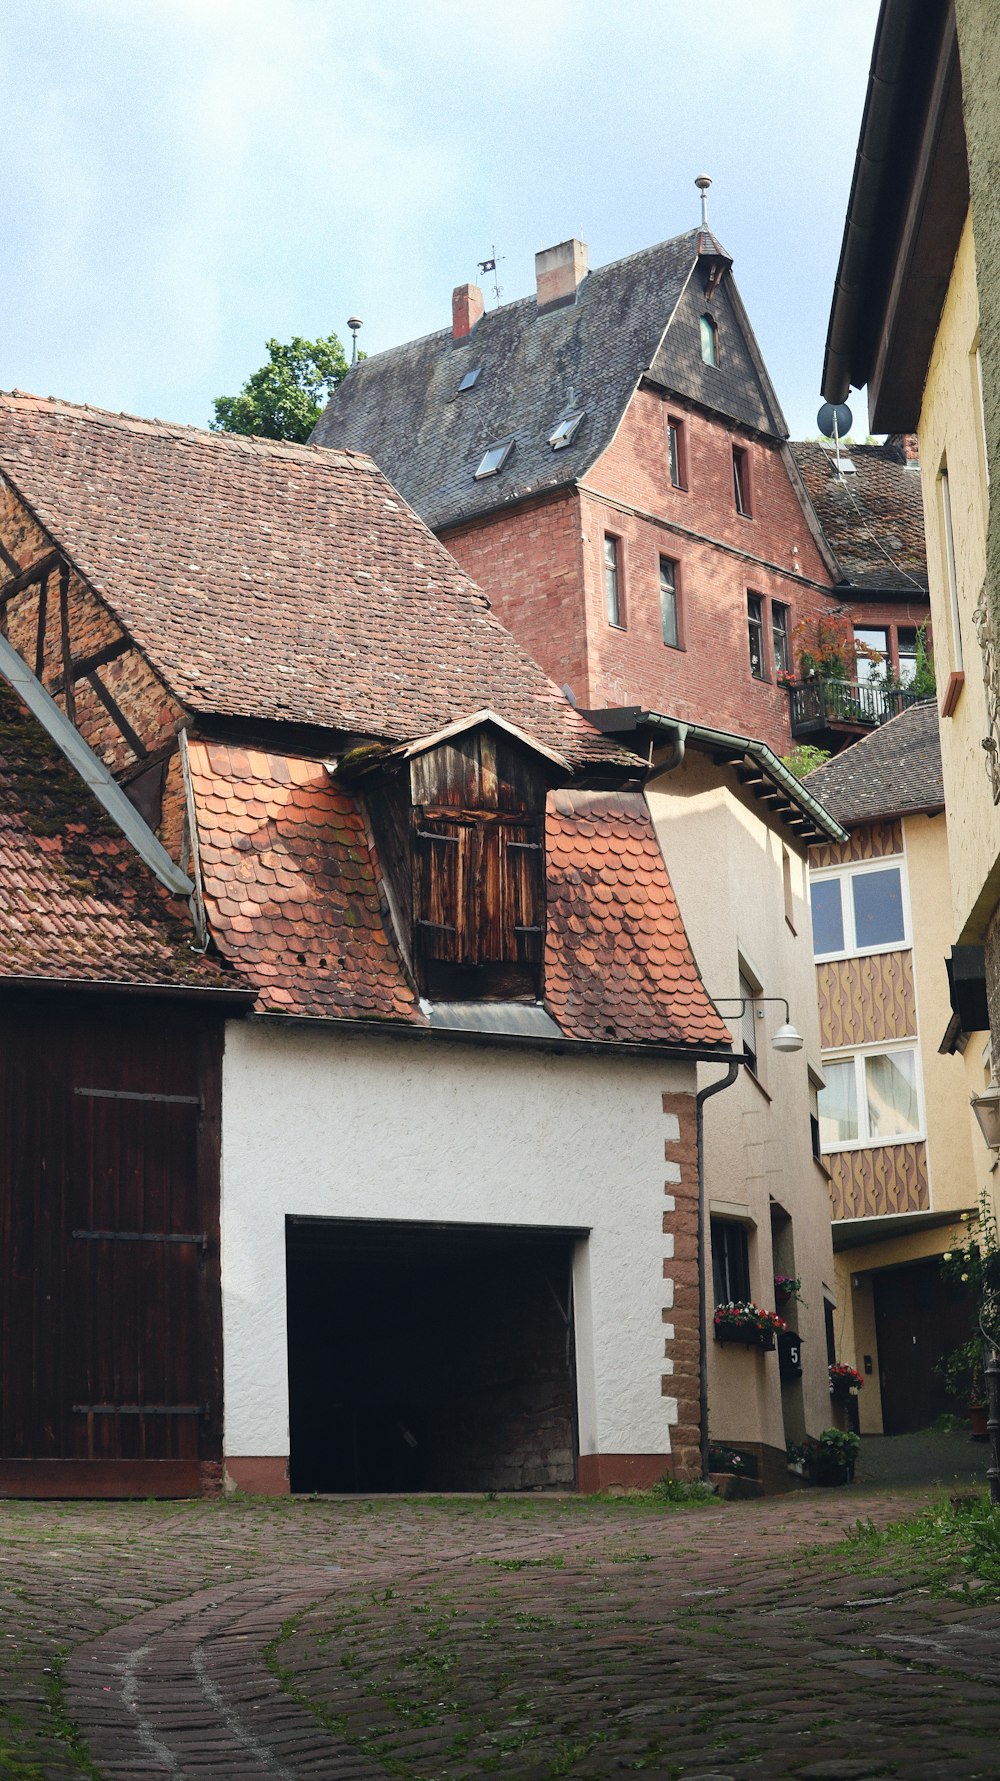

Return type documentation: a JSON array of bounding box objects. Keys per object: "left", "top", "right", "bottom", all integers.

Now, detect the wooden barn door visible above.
[{"left": 0, "top": 997, "right": 223, "bottom": 1496}]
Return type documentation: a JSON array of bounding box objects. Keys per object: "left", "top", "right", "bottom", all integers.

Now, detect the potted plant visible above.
[
  {"left": 786, "top": 1439, "right": 811, "bottom": 1479},
  {"left": 814, "top": 1427, "right": 860, "bottom": 1486},
  {"left": 937, "top": 1335, "right": 988, "bottom": 1438},
  {"left": 829, "top": 1362, "right": 864, "bottom": 1402},
  {"left": 773, "top": 1273, "right": 801, "bottom": 1309},
  {"left": 714, "top": 1302, "right": 788, "bottom": 1351},
  {"left": 708, "top": 1444, "right": 758, "bottom": 1479},
  {"left": 939, "top": 1196, "right": 1000, "bottom": 1436}
]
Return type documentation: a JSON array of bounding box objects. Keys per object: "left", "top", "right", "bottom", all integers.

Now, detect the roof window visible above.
[
  {"left": 548, "top": 411, "right": 585, "bottom": 451},
  {"left": 474, "top": 437, "right": 514, "bottom": 479},
  {"left": 457, "top": 366, "right": 482, "bottom": 392}
]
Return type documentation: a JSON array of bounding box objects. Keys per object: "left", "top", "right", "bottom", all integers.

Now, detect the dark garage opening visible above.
[{"left": 286, "top": 1217, "right": 582, "bottom": 1493}]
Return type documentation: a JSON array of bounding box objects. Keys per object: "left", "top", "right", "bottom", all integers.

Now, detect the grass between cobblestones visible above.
[{"left": 836, "top": 1488, "right": 1000, "bottom": 1593}]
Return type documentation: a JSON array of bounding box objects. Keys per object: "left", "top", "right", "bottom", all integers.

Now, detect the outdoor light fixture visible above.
[
  {"left": 971, "top": 1083, "right": 1000, "bottom": 1150},
  {"left": 710, "top": 994, "right": 804, "bottom": 1055}
]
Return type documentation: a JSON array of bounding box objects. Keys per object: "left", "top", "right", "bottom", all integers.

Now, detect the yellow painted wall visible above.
[{"left": 917, "top": 213, "right": 998, "bottom": 945}]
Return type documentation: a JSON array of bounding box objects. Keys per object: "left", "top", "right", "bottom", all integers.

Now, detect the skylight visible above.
[
  {"left": 548, "top": 412, "right": 585, "bottom": 450},
  {"left": 457, "top": 366, "right": 482, "bottom": 392},
  {"left": 474, "top": 438, "right": 514, "bottom": 479}
]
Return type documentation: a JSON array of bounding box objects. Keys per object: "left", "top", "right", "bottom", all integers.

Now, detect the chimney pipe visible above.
[
  {"left": 535, "top": 239, "right": 589, "bottom": 314},
  {"left": 452, "top": 283, "right": 485, "bottom": 340}
]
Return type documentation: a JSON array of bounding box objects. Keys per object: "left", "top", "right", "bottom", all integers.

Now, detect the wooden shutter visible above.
[
  {"left": 414, "top": 819, "right": 469, "bottom": 963},
  {"left": 501, "top": 822, "right": 545, "bottom": 963}
]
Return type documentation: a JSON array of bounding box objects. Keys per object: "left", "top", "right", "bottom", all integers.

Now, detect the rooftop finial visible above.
[{"left": 695, "top": 174, "right": 712, "bottom": 229}]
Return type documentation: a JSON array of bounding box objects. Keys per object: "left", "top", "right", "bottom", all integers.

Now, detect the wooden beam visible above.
[
  {"left": 58, "top": 562, "right": 75, "bottom": 726},
  {"left": 0, "top": 538, "right": 20, "bottom": 577},
  {"left": 50, "top": 634, "right": 131, "bottom": 695},
  {"left": 34, "top": 571, "right": 47, "bottom": 682},
  {"left": 0, "top": 549, "right": 60, "bottom": 607},
  {"left": 85, "top": 670, "right": 148, "bottom": 760}
]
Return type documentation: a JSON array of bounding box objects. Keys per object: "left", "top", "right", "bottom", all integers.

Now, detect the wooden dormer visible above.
[{"left": 356, "top": 711, "right": 570, "bottom": 1003}]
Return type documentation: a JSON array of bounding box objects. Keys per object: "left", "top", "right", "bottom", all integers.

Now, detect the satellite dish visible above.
[{"left": 817, "top": 401, "right": 853, "bottom": 441}]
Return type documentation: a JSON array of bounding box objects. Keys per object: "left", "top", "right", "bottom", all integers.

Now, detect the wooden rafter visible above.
[
  {"left": 85, "top": 671, "right": 148, "bottom": 761},
  {"left": 51, "top": 635, "right": 131, "bottom": 695},
  {"left": 0, "top": 549, "right": 60, "bottom": 606},
  {"left": 34, "top": 571, "right": 47, "bottom": 681},
  {"left": 58, "top": 562, "right": 75, "bottom": 726}
]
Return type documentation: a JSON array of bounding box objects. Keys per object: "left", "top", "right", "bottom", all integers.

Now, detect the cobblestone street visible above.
[{"left": 1, "top": 1480, "right": 1000, "bottom": 1779}]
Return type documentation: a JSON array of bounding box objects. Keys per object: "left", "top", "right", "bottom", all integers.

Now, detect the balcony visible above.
[{"left": 788, "top": 679, "right": 926, "bottom": 739}]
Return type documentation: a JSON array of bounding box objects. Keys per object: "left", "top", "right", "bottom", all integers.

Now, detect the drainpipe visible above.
[{"left": 696, "top": 1059, "right": 742, "bottom": 1481}]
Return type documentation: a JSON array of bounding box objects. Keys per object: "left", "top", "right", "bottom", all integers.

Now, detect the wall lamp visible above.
[
  {"left": 711, "top": 994, "right": 804, "bottom": 1054},
  {"left": 971, "top": 1083, "right": 1000, "bottom": 1150}
]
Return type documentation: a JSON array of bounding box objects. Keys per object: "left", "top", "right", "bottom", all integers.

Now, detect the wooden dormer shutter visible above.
[
  {"left": 414, "top": 813, "right": 544, "bottom": 968},
  {"left": 414, "top": 818, "right": 468, "bottom": 963}
]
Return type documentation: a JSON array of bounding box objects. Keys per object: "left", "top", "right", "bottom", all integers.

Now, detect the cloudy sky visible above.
[{"left": 2, "top": 1, "right": 878, "bottom": 441}]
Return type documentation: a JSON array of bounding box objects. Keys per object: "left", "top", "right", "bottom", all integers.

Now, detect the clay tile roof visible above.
[
  {"left": 804, "top": 699, "right": 943, "bottom": 824},
  {"left": 790, "top": 441, "right": 928, "bottom": 592},
  {"left": 544, "top": 788, "right": 730, "bottom": 1048},
  {"left": 0, "top": 681, "right": 238, "bottom": 991},
  {"left": 312, "top": 229, "right": 786, "bottom": 532},
  {"left": 0, "top": 391, "right": 625, "bottom": 769},
  {"left": 189, "top": 740, "right": 423, "bottom": 1024},
  {"left": 192, "top": 747, "right": 729, "bottom": 1050}
]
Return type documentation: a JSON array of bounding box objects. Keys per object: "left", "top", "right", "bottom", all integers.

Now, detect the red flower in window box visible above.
[
  {"left": 714, "top": 1302, "right": 788, "bottom": 1351},
  {"left": 829, "top": 1362, "right": 864, "bottom": 1396}
]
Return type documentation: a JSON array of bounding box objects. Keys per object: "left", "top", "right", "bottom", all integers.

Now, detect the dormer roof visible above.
[{"left": 311, "top": 229, "right": 788, "bottom": 533}]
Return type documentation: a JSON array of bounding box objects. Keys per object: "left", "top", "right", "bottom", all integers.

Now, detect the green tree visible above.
[{"left": 210, "top": 333, "right": 351, "bottom": 443}]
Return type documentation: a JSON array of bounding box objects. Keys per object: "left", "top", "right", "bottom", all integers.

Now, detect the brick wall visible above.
[
  {"left": 442, "top": 489, "right": 590, "bottom": 704},
  {"left": 661, "top": 1088, "right": 701, "bottom": 1480}
]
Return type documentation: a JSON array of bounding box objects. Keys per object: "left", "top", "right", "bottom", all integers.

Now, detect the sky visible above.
[{"left": 1, "top": 0, "right": 879, "bottom": 443}]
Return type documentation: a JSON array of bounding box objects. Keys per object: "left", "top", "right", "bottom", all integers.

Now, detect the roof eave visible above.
[
  {"left": 247, "top": 1006, "right": 736, "bottom": 1063},
  {"left": 582, "top": 708, "right": 848, "bottom": 845}
]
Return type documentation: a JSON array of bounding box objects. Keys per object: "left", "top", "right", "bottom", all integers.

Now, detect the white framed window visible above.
[
  {"left": 817, "top": 1045, "right": 922, "bottom": 1152},
  {"left": 810, "top": 857, "right": 909, "bottom": 961}
]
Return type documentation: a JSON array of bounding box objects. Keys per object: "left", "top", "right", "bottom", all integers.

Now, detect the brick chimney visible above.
[
  {"left": 886, "top": 432, "right": 920, "bottom": 466},
  {"left": 452, "top": 283, "right": 484, "bottom": 340},
  {"left": 535, "top": 239, "right": 589, "bottom": 313}
]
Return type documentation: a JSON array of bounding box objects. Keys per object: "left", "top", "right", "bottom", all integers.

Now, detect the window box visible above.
[{"left": 716, "top": 1321, "right": 775, "bottom": 1351}]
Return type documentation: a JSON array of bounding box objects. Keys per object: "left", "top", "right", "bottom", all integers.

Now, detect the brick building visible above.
[{"left": 314, "top": 224, "right": 860, "bottom": 756}]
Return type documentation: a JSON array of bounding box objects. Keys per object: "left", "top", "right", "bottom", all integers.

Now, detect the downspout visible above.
[{"left": 696, "top": 1059, "right": 742, "bottom": 1482}]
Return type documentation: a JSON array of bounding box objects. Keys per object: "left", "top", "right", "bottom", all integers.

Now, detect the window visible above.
[
  {"left": 604, "top": 534, "right": 623, "bottom": 627},
  {"left": 897, "top": 627, "right": 919, "bottom": 687},
  {"left": 853, "top": 626, "right": 888, "bottom": 686},
  {"left": 739, "top": 969, "right": 758, "bottom": 1075},
  {"left": 817, "top": 1048, "right": 921, "bottom": 1151},
  {"left": 939, "top": 463, "right": 963, "bottom": 669},
  {"left": 699, "top": 314, "right": 718, "bottom": 366},
  {"left": 747, "top": 593, "right": 766, "bottom": 680},
  {"left": 782, "top": 847, "right": 796, "bottom": 932},
  {"left": 711, "top": 1218, "right": 750, "bottom": 1306},
  {"left": 810, "top": 1111, "right": 822, "bottom": 1163},
  {"left": 824, "top": 1298, "right": 837, "bottom": 1368},
  {"left": 810, "top": 861, "right": 907, "bottom": 959},
  {"left": 548, "top": 411, "right": 584, "bottom": 450},
  {"left": 474, "top": 437, "right": 514, "bottom": 479},
  {"left": 667, "top": 418, "right": 686, "bottom": 488},
  {"left": 659, "top": 556, "right": 680, "bottom": 649},
  {"left": 457, "top": 366, "right": 482, "bottom": 392},
  {"left": 732, "top": 446, "right": 751, "bottom": 516},
  {"left": 772, "top": 602, "right": 791, "bottom": 677}
]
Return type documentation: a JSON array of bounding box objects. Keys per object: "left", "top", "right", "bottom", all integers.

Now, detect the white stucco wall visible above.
[
  {"left": 648, "top": 757, "right": 837, "bottom": 1451},
  {"left": 221, "top": 1020, "right": 693, "bottom": 1462}
]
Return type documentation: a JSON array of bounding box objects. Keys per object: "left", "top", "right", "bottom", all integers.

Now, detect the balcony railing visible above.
[{"left": 788, "top": 679, "right": 927, "bottom": 738}]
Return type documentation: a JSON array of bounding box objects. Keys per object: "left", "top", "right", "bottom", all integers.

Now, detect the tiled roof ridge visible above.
[
  {"left": 0, "top": 390, "right": 378, "bottom": 471},
  {"left": 344, "top": 229, "right": 705, "bottom": 371}
]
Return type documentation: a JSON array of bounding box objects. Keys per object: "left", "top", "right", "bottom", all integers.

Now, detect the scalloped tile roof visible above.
[
  {"left": 0, "top": 682, "right": 237, "bottom": 991},
  {"left": 189, "top": 745, "right": 729, "bottom": 1050},
  {"left": 544, "top": 789, "right": 731, "bottom": 1048}
]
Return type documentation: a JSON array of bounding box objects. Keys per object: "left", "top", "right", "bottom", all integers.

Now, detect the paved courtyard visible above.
[{"left": 1, "top": 1472, "right": 999, "bottom": 1780}]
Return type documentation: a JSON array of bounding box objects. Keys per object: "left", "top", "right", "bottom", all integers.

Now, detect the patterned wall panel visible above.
[
  {"left": 827, "top": 1142, "right": 929, "bottom": 1221},
  {"left": 816, "top": 950, "right": 917, "bottom": 1049},
  {"left": 810, "top": 820, "right": 903, "bottom": 870}
]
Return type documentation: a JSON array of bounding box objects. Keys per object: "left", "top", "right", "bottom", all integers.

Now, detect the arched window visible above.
[{"left": 700, "top": 313, "right": 718, "bottom": 366}]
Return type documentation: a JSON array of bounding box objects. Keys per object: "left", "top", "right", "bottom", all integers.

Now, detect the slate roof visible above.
[
  {"left": 0, "top": 392, "right": 625, "bottom": 770},
  {"left": 804, "top": 700, "right": 943, "bottom": 825},
  {"left": 790, "top": 442, "right": 928, "bottom": 593},
  {"left": 0, "top": 680, "right": 238, "bottom": 992},
  {"left": 312, "top": 230, "right": 787, "bottom": 532},
  {"left": 189, "top": 742, "right": 729, "bottom": 1049}
]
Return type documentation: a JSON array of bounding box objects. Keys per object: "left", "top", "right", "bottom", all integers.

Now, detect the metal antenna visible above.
[
  {"left": 695, "top": 174, "right": 712, "bottom": 229},
  {"left": 478, "top": 247, "right": 503, "bottom": 307},
  {"left": 347, "top": 316, "right": 363, "bottom": 365}
]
